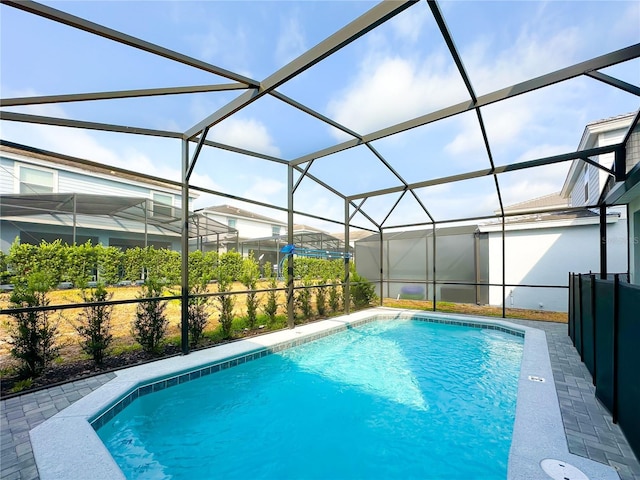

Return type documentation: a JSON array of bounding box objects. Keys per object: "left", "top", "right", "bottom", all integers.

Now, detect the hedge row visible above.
[{"left": 0, "top": 239, "right": 345, "bottom": 288}]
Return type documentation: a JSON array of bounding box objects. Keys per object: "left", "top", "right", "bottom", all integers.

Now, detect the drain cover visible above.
[
  {"left": 540, "top": 459, "right": 589, "bottom": 480},
  {"left": 528, "top": 375, "right": 546, "bottom": 382}
]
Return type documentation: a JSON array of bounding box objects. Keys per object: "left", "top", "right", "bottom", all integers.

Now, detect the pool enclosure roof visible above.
[
  {"left": 1, "top": 0, "right": 639, "bottom": 234},
  {"left": 0, "top": 192, "right": 236, "bottom": 239}
]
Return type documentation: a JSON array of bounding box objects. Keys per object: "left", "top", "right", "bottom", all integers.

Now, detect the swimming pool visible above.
[
  {"left": 29, "top": 308, "right": 621, "bottom": 480},
  {"left": 96, "top": 318, "right": 524, "bottom": 479}
]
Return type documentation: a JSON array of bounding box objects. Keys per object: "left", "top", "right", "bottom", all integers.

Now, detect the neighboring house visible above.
[
  {"left": 561, "top": 112, "right": 638, "bottom": 207},
  {"left": 354, "top": 113, "right": 639, "bottom": 312},
  {"left": 200, "top": 205, "right": 286, "bottom": 245},
  {"left": 604, "top": 119, "right": 640, "bottom": 285},
  {"left": 0, "top": 141, "right": 228, "bottom": 253},
  {"left": 479, "top": 209, "right": 627, "bottom": 312},
  {"left": 478, "top": 113, "right": 638, "bottom": 311}
]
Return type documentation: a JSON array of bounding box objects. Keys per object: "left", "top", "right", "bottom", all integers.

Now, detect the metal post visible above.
[
  {"left": 600, "top": 205, "right": 607, "bottom": 279},
  {"left": 180, "top": 140, "right": 190, "bottom": 355},
  {"left": 626, "top": 204, "right": 631, "bottom": 280},
  {"left": 502, "top": 214, "right": 506, "bottom": 318},
  {"left": 590, "top": 273, "right": 597, "bottom": 386},
  {"left": 612, "top": 274, "right": 620, "bottom": 424},
  {"left": 578, "top": 274, "right": 584, "bottom": 361},
  {"left": 474, "top": 231, "right": 480, "bottom": 304},
  {"left": 432, "top": 223, "right": 436, "bottom": 311},
  {"left": 71, "top": 193, "right": 77, "bottom": 245},
  {"left": 568, "top": 272, "right": 573, "bottom": 338},
  {"left": 144, "top": 199, "right": 148, "bottom": 248},
  {"left": 344, "top": 199, "right": 350, "bottom": 315},
  {"left": 379, "top": 228, "right": 383, "bottom": 306},
  {"left": 287, "top": 164, "right": 295, "bottom": 328}
]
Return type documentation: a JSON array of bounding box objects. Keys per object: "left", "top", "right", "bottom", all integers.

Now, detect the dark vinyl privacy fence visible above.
[{"left": 569, "top": 272, "right": 640, "bottom": 460}]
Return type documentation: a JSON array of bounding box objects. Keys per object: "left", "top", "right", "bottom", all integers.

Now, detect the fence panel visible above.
[
  {"left": 617, "top": 282, "right": 640, "bottom": 460},
  {"left": 579, "top": 275, "right": 594, "bottom": 366},
  {"left": 568, "top": 274, "right": 574, "bottom": 341},
  {"left": 574, "top": 275, "right": 583, "bottom": 354},
  {"left": 594, "top": 279, "right": 615, "bottom": 412}
]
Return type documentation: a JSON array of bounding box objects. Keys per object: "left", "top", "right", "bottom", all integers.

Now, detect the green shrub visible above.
[
  {"left": 219, "top": 251, "right": 243, "bottom": 281},
  {"left": 74, "top": 284, "right": 114, "bottom": 366},
  {"left": 66, "top": 240, "right": 99, "bottom": 288},
  {"left": 295, "top": 278, "right": 314, "bottom": 319},
  {"left": 263, "top": 261, "right": 273, "bottom": 279},
  {"left": 97, "top": 245, "right": 123, "bottom": 285},
  {"left": 0, "top": 251, "right": 11, "bottom": 284},
  {"left": 241, "top": 253, "right": 260, "bottom": 329},
  {"left": 316, "top": 279, "right": 328, "bottom": 316},
  {"left": 329, "top": 280, "right": 342, "bottom": 312},
  {"left": 123, "top": 247, "right": 146, "bottom": 282},
  {"left": 131, "top": 279, "right": 168, "bottom": 354},
  {"left": 264, "top": 277, "right": 279, "bottom": 325},
  {"left": 216, "top": 276, "right": 235, "bottom": 339},
  {"left": 7, "top": 273, "right": 59, "bottom": 377},
  {"left": 350, "top": 268, "right": 377, "bottom": 309},
  {"left": 187, "top": 282, "right": 210, "bottom": 347}
]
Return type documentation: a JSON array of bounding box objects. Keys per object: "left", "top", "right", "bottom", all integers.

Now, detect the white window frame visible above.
[
  {"left": 272, "top": 225, "right": 281, "bottom": 236},
  {"left": 151, "top": 192, "right": 174, "bottom": 218},
  {"left": 227, "top": 217, "right": 237, "bottom": 229},
  {"left": 14, "top": 162, "right": 58, "bottom": 194}
]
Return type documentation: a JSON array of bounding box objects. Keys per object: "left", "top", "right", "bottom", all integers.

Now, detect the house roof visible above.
[
  {"left": 203, "top": 205, "right": 286, "bottom": 226},
  {"left": 560, "top": 112, "right": 637, "bottom": 198},
  {"left": 502, "top": 192, "right": 569, "bottom": 214},
  {"left": 0, "top": 140, "right": 187, "bottom": 195}
]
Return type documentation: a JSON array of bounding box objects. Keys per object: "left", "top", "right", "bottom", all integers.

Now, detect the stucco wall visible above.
[{"left": 488, "top": 218, "right": 628, "bottom": 312}]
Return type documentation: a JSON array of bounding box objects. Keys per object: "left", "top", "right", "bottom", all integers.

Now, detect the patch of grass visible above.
[
  {"left": 382, "top": 298, "right": 567, "bottom": 323},
  {"left": 10, "top": 378, "right": 33, "bottom": 393},
  {"left": 110, "top": 343, "right": 143, "bottom": 356}
]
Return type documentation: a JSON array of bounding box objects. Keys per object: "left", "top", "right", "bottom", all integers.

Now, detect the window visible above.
[
  {"left": 152, "top": 192, "right": 173, "bottom": 217},
  {"left": 272, "top": 225, "right": 281, "bottom": 236},
  {"left": 227, "top": 218, "right": 237, "bottom": 229},
  {"left": 17, "top": 164, "right": 56, "bottom": 194}
]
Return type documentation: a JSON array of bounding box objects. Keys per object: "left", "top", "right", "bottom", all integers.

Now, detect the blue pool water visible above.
[{"left": 97, "top": 319, "right": 524, "bottom": 479}]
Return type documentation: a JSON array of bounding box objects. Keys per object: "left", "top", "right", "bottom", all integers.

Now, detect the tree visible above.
[
  {"left": 187, "top": 281, "right": 210, "bottom": 347},
  {"left": 74, "top": 284, "right": 113, "bottom": 366},
  {"left": 7, "top": 273, "right": 59, "bottom": 377},
  {"left": 241, "top": 253, "right": 260, "bottom": 329},
  {"left": 264, "top": 276, "right": 279, "bottom": 325},
  {"left": 131, "top": 278, "right": 168, "bottom": 354},
  {"left": 216, "top": 276, "right": 235, "bottom": 339}
]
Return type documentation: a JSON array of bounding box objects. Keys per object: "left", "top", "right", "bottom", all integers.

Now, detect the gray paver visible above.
[
  {"left": 1, "top": 318, "right": 639, "bottom": 480},
  {"left": 510, "top": 319, "right": 640, "bottom": 480},
  {"left": 1, "top": 372, "right": 116, "bottom": 480}
]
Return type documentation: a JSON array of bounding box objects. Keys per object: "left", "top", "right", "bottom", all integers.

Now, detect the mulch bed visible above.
[{"left": 0, "top": 345, "right": 183, "bottom": 399}]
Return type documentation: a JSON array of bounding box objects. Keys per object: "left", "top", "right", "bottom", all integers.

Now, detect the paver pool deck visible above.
[{"left": 1, "top": 310, "right": 639, "bottom": 480}]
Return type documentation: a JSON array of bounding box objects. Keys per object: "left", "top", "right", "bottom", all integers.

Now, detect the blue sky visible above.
[{"left": 1, "top": 0, "right": 639, "bottom": 232}]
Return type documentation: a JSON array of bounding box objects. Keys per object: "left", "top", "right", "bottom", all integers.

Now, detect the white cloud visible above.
[
  {"left": 276, "top": 16, "right": 307, "bottom": 66},
  {"left": 391, "top": 7, "right": 429, "bottom": 43},
  {"left": 242, "top": 177, "right": 285, "bottom": 206},
  {"left": 209, "top": 117, "right": 281, "bottom": 157},
  {"left": 464, "top": 23, "right": 579, "bottom": 95},
  {"left": 187, "top": 21, "right": 252, "bottom": 79},
  {"left": 327, "top": 54, "right": 467, "bottom": 138}
]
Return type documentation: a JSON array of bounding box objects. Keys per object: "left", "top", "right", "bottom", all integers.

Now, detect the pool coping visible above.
[{"left": 29, "top": 308, "right": 619, "bottom": 480}]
